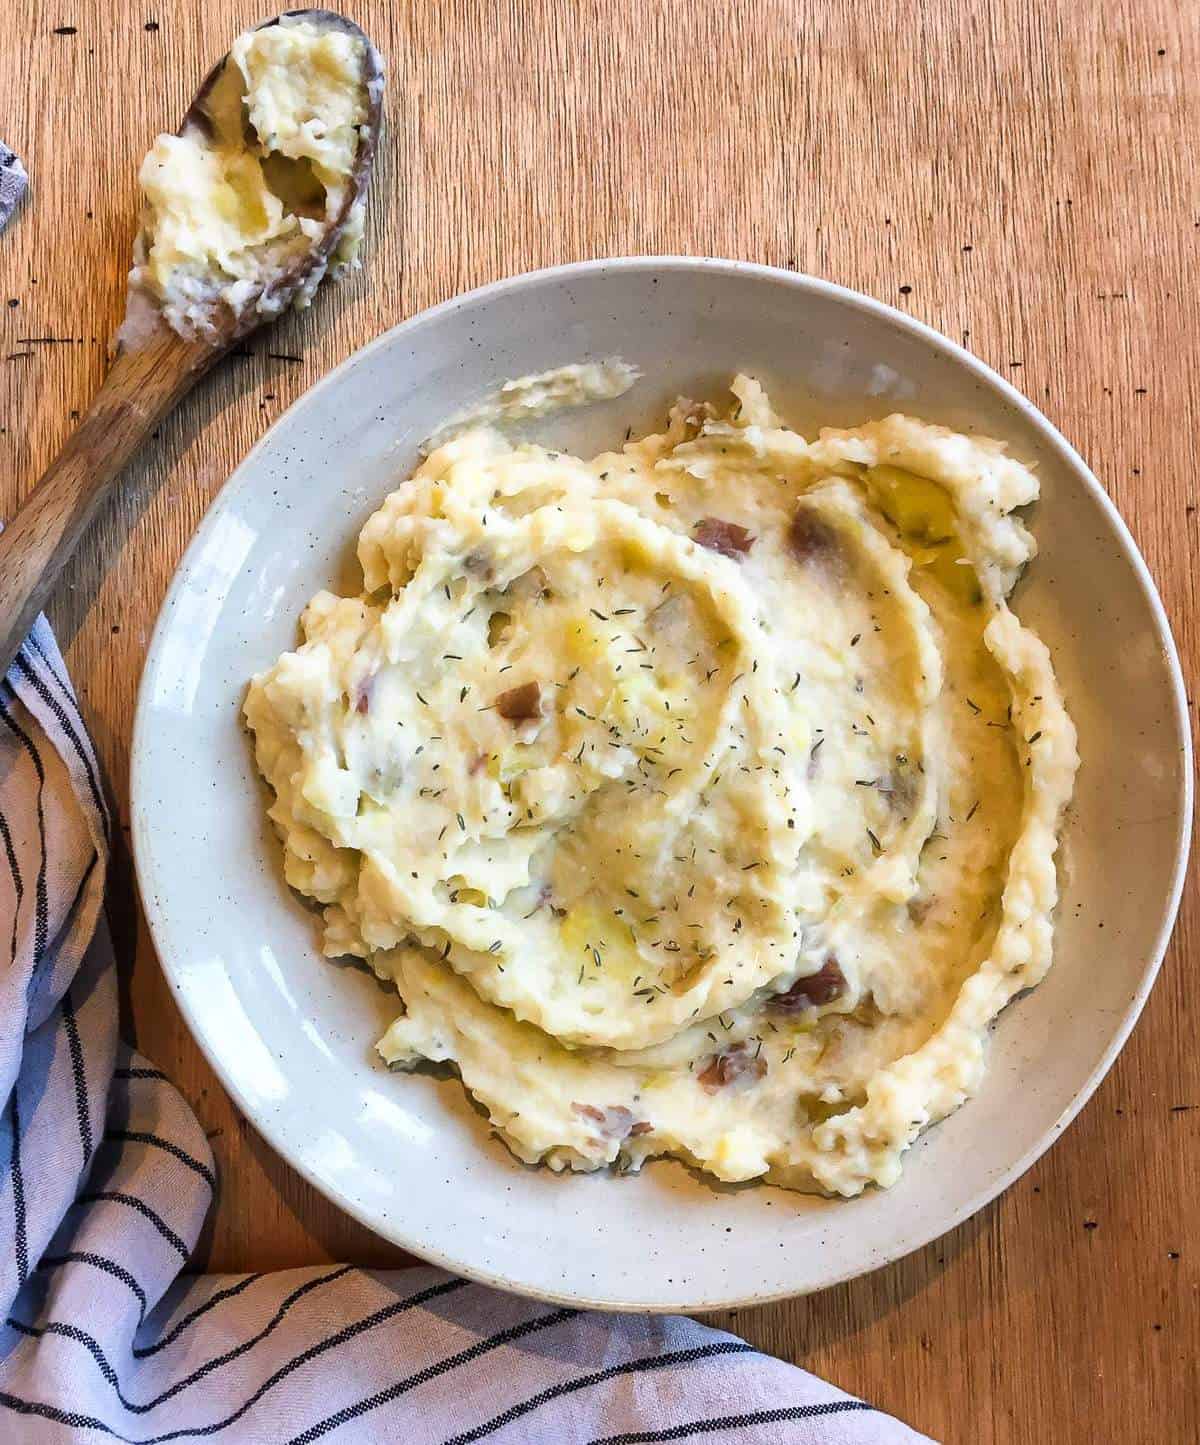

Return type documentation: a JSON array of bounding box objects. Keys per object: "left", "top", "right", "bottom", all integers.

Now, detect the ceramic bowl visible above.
[{"left": 132, "top": 259, "right": 1191, "bottom": 1310}]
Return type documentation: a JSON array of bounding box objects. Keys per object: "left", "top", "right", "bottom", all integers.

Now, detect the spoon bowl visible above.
[{"left": 166, "top": 8, "right": 385, "bottom": 346}]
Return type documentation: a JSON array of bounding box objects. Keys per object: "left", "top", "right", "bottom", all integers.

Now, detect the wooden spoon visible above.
[{"left": 0, "top": 9, "right": 383, "bottom": 677}]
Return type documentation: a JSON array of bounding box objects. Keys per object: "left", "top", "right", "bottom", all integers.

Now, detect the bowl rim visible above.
[{"left": 131, "top": 255, "right": 1194, "bottom": 1311}]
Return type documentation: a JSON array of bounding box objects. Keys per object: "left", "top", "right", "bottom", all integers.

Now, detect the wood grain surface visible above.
[{"left": 1, "top": 3, "right": 1196, "bottom": 1440}]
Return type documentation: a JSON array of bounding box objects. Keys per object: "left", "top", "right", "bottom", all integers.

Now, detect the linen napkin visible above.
[
  {"left": 0, "top": 144, "right": 26, "bottom": 228},
  {"left": 0, "top": 141, "right": 932, "bottom": 1444}
]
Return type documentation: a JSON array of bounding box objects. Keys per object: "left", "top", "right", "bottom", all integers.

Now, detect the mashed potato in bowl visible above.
[{"left": 243, "top": 374, "right": 1078, "bottom": 1198}]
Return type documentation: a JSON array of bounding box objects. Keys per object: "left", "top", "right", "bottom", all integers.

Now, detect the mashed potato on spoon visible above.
[
  {"left": 129, "top": 16, "right": 377, "bottom": 339},
  {"left": 244, "top": 375, "right": 1077, "bottom": 1197}
]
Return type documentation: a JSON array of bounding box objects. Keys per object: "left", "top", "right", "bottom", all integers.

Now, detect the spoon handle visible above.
[{"left": 0, "top": 321, "right": 212, "bottom": 678}]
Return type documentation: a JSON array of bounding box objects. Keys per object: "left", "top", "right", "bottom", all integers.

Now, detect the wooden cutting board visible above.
[{"left": 0, "top": 2, "right": 1195, "bottom": 1439}]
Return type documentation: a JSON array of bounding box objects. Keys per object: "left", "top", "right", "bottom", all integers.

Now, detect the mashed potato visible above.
[
  {"left": 244, "top": 376, "right": 1077, "bottom": 1197},
  {"left": 129, "top": 17, "right": 374, "bottom": 338}
]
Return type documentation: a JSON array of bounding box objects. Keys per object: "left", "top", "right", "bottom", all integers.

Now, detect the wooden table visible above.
[{"left": 2, "top": 2, "right": 1196, "bottom": 1439}]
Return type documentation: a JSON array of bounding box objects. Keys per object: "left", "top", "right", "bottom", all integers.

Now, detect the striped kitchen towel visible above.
[
  {"left": 0, "top": 627, "right": 938, "bottom": 1445},
  {"left": 0, "top": 142, "right": 27, "bottom": 228}
]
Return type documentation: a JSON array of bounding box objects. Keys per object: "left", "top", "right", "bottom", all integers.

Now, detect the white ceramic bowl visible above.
[{"left": 132, "top": 259, "right": 1192, "bottom": 1311}]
